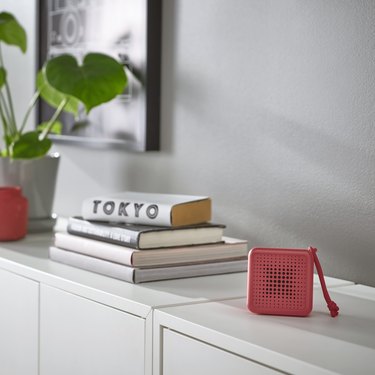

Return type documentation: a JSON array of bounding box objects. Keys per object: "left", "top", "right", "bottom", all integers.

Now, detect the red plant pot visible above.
[{"left": 0, "top": 186, "right": 28, "bottom": 241}]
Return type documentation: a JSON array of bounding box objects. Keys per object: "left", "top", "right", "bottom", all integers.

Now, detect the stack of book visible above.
[{"left": 50, "top": 192, "right": 249, "bottom": 283}]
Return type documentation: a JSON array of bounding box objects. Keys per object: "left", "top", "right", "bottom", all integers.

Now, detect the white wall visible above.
[
  {"left": 4, "top": 0, "right": 375, "bottom": 286},
  {"left": 1, "top": 1, "right": 37, "bottom": 131}
]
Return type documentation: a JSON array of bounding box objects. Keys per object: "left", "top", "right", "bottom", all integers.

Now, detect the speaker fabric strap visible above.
[{"left": 309, "top": 247, "right": 339, "bottom": 317}]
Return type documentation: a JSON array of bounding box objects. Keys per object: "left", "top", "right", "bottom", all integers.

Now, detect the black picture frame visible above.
[{"left": 38, "top": 0, "right": 161, "bottom": 151}]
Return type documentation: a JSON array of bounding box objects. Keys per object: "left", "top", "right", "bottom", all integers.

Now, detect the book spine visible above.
[
  {"left": 67, "top": 218, "right": 140, "bottom": 249},
  {"left": 81, "top": 197, "right": 172, "bottom": 226},
  {"left": 49, "top": 246, "right": 136, "bottom": 283},
  {"left": 54, "top": 233, "right": 135, "bottom": 266}
]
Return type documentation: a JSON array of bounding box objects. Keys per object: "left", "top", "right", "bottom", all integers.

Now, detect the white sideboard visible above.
[
  {"left": 332, "top": 284, "right": 375, "bottom": 301},
  {"left": 154, "top": 289, "right": 375, "bottom": 375},
  {"left": 0, "top": 268, "right": 39, "bottom": 375},
  {"left": 0, "top": 234, "right": 362, "bottom": 375},
  {"left": 0, "top": 234, "right": 250, "bottom": 375}
]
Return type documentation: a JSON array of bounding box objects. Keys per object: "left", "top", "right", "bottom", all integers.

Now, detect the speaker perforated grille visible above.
[{"left": 250, "top": 251, "right": 311, "bottom": 312}]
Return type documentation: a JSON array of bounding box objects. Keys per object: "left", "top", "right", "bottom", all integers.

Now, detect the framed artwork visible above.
[{"left": 38, "top": 0, "right": 161, "bottom": 151}]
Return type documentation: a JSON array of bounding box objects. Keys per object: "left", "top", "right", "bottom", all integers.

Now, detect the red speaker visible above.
[{"left": 247, "top": 247, "right": 339, "bottom": 318}]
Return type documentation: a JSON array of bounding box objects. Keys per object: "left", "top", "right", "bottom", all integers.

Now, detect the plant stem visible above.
[
  {"left": 0, "top": 100, "right": 10, "bottom": 155},
  {"left": 0, "top": 90, "right": 14, "bottom": 135},
  {"left": 20, "top": 90, "right": 40, "bottom": 133},
  {"left": 0, "top": 44, "right": 18, "bottom": 135},
  {"left": 4, "top": 80, "right": 17, "bottom": 132},
  {"left": 39, "top": 98, "right": 68, "bottom": 141}
]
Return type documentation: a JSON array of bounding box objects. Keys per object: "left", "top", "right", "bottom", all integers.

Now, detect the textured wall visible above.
[{"left": 5, "top": 1, "right": 375, "bottom": 285}]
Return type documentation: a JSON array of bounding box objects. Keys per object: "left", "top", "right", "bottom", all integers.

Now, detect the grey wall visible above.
[
  {"left": 5, "top": 1, "right": 375, "bottom": 286},
  {"left": 2, "top": 1, "right": 37, "bottom": 130}
]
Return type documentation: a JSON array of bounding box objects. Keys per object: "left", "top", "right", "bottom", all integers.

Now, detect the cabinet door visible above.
[
  {"left": 40, "top": 284, "right": 145, "bottom": 375},
  {"left": 162, "top": 329, "right": 281, "bottom": 375},
  {"left": 0, "top": 268, "right": 39, "bottom": 375}
]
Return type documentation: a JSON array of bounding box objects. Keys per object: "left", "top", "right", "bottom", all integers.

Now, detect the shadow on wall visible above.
[
  {"left": 54, "top": 0, "right": 375, "bottom": 286},
  {"left": 212, "top": 108, "right": 375, "bottom": 285}
]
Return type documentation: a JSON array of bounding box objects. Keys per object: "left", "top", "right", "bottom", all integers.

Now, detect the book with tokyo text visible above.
[{"left": 81, "top": 191, "right": 212, "bottom": 227}]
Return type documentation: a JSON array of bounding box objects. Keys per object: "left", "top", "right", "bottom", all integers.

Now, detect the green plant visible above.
[{"left": 0, "top": 11, "right": 127, "bottom": 159}]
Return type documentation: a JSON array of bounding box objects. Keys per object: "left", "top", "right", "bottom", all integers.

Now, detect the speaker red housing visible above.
[{"left": 247, "top": 247, "right": 314, "bottom": 317}]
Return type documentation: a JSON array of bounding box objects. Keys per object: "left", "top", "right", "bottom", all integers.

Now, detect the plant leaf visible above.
[
  {"left": 0, "top": 12, "right": 27, "bottom": 53},
  {"left": 37, "top": 70, "right": 79, "bottom": 116},
  {"left": 45, "top": 53, "right": 127, "bottom": 113},
  {"left": 12, "top": 131, "right": 52, "bottom": 159},
  {"left": 0, "top": 67, "right": 6, "bottom": 87},
  {"left": 37, "top": 121, "right": 62, "bottom": 135}
]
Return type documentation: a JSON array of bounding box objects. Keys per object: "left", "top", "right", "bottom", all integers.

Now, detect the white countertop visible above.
[
  {"left": 155, "top": 288, "right": 375, "bottom": 375},
  {"left": 0, "top": 233, "right": 248, "bottom": 317},
  {"left": 333, "top": 284, "right": 375, "bottom": 301},
  {"left": 0, "top": 233, "right": 354, "bottom": 318}
]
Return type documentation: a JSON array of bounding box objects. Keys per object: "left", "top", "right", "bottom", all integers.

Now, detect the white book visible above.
[
  {"left": 49, "top": 246, "right": 248, "bottom": 284},
  {"left": 81, "top": 191, "right": 211, "bottom": 227},
  {"left": 55, "top": 232, "right": 249, "bottom": 268}
]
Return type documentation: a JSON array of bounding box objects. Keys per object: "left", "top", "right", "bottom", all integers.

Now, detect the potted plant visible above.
[{"left": 0, "top": 11, "right": 127, "bottom": 231}]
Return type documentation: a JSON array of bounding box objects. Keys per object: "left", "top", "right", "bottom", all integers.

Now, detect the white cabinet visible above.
[
  {"left": 333, "top": 284, "right": 375, "bottom": 301},
  {"left": 154, "top": 291, "right": 375, "bottom": 375},
  {"left": 0, "top": 268, "right": 39, "bottom": 375},
  {"left": 0, "top": 235, "right": 369, "bottom": 375},
  {"left": 40, "top": 284, "right": 145, "bottom": 375},
  {"left": 162, "top": 329, "right": 280, "bottom": 375},
  {"left": 0, "top": 234, "right": 251, "bottom": 375}
]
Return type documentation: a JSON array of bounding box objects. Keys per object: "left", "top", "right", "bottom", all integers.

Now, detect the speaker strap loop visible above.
[{"left": 309, "top": 247, "right": 339, "bottom": 317}]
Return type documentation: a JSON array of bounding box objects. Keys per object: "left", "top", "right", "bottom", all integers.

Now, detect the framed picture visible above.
[{"left": 38, "top": 0, "right": 161, "bottom": 151}]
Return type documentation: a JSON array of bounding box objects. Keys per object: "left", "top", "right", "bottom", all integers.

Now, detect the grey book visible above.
[
  {"left": 55, "top": 232, "right": 249, "bottom": 268},
  {"left": 49, "top": 246, "right": 248, "bottom": 284}
]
